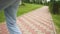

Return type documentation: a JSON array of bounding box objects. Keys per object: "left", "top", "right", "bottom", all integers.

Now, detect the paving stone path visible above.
[{"left": 0, "top": 6, "right": 56, "bottom": 34}]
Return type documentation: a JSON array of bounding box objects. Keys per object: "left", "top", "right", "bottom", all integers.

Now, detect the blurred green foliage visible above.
[{"left": 49, "top": 1, "right": 60, "bottom": 14}]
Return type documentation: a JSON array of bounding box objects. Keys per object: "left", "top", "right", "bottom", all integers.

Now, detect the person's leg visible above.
[{"left": 4, "top": 0, "right": 22, "bottom": 34}]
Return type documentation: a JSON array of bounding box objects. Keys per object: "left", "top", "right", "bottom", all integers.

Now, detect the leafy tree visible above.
[{"left": 49, "top": 0, "right": 60, "bottom": 14}]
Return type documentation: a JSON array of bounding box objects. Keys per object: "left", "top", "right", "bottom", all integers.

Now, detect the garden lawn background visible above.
[
  {"left": 52, "top": 14, "right": 60, "bottom": 34},
  {"left": 0, "top": 3, "right": 42, "bottom": 23}
]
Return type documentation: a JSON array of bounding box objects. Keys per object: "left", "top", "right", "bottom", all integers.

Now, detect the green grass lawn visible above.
[
  {"left": 0, "top": 10, "right": 5, "bottom": 22},
  {"left": 0, "top": 3, "right": 42, "bottom": 23},
  {"left": 17, "top": 3, "right": 42, "bottom": 16},
  {"left": 52, "top": 14, "right": 60, "bottom": 34}
]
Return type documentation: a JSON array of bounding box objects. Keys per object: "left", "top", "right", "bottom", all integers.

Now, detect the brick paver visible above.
[{"left": 0, "top": 6, "right": 56, "bottom": 34}]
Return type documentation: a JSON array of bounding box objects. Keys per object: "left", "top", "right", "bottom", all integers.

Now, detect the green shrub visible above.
[{"left": 49, "top": 1, "right": 60, "bottom": 14}]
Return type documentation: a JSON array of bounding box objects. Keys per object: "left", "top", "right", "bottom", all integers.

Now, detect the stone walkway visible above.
[{"left": 0, "top": 6, "right": 56, "bottom": 34}]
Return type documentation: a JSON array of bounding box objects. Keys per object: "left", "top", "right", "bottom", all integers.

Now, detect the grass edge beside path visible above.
[
  {"left": 52, "top": 14, "right": 60, "bottom": 34},
  {"left": 0, "top": 3, "right": 43, "bottom": 23}
]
